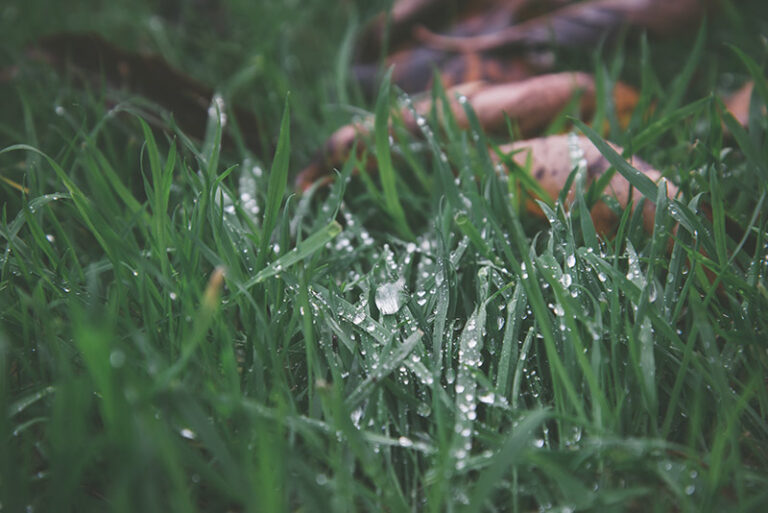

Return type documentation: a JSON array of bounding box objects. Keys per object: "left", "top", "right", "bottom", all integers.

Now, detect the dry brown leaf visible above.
[
  {"left": 352, "top": 0, "right": 551, "bottom": 95},
  {"left": 356, "top": 0, "right": 581, "bottom": 61},
  {"left": 354, "top": 0, "right": 562, "bottom": 94},
  {"left": 500, "top": 134, "right": 674, "bottom": 234},
  {"left": 354, "top": 46, "right": 539, "bottom": 95},
  {"left": 26, "top": 32, "right": 262, "bottom": 148},
  {"left": 417, "top": 0, "right": 709, "bottom": 53},
  {"left": 297, "top": 72, "right": 638, "bottom": 190},
  {"left": 298, "top": 131, "right": 671, "bottom": 236},
  {"left": 403, "top": 71, "right": 639, "bottom": 136},
  {"left": 356, "top": 0, "right": 537, "bottom": 62}
]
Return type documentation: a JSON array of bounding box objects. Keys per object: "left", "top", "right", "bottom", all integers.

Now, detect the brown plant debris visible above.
[
  {"left": 416, "top": 0, "right": 709, "bottom": 53},
  {"left": 500, "top": 134, "right": 674, "bottom": 234},
  {"left": 297, "top": 72, "right": 638, "bottom": 191},
  {"left": 724, "top": 80, "right": 756, "bottom": 128},
  {"left": 26, "top": 32, "right": 262, "bottom": 148}
]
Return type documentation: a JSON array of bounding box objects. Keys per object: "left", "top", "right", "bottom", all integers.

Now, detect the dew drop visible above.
[
  {"left": 109, "top": 350, "right": 125, "bottom": 368},
  {"left": 375, "top": 278, "right": 406, "bottom": 315}
]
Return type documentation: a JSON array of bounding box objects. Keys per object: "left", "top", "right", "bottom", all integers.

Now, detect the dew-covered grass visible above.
[{"left": 1, "top": 1, "right": 768, "bottom": 512}]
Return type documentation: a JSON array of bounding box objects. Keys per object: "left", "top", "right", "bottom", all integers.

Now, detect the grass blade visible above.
[
  {"left": 246, "top": 221, "right": 342, "bottom": 287},
  {"left": 374, "top": 68, "right": 415, "bottom": 240},
  {"left": 255, "top": 97, "right": 291, "bottom": 271},
  {"left": 572, "top": 119, "right": 658, "bottom": 201}
]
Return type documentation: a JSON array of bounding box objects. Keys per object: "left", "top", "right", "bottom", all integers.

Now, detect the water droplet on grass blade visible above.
[
  {"left": 109, "top": 350, "right": 125, "bottom": 368},
  {"left": 478, "top": 392, "right": 495, "bottom": 404},
  {"left": 375, "top": 278, "right": 406, "bottom": 315},
  {"left": 398, "top": 436, "right": 413, "bottom": 448}
]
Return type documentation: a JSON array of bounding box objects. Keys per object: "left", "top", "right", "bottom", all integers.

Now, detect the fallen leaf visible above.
[
  {"left": 354, "top": 46, "right": 538, "bottom": 95},
  {"left": 356, "top": 0, "right": 539, "bottom": 62},
  {"left": 356, "top": 0, "right": 583, "bottom": 62},
  {"left": 402, "top": 71, "right": 638, "bottom": 136},
  {"left": 354, "top": 1, "right": 548, "bottom": 95},
  {"left": 297, "top": 72, "right": 638, "bottom": 190},
  {"left": 26, "top": 32, "right": 262, "bottom": 148},
  {"left": 500, "top": 134, "right": 674, "bottom": 234},
  {"left": 417, "top": 0, "right": 709, "bottom": 53},
  {"left": 724, "top": 80, "right": 755, "bottom": 128}
]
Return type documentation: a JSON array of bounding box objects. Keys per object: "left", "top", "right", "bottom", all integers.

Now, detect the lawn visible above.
[{"left": 1, "top": 1, "right": 767, "bottom": 511}]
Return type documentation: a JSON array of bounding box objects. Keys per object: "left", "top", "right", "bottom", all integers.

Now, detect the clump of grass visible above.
[{"left": 2, "top": 2, "right": 768, "bottom": 512}]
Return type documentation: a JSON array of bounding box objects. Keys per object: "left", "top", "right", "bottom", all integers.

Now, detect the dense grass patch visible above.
[{"left": 1, "top": 1, "right": 768, "bottom": 511}]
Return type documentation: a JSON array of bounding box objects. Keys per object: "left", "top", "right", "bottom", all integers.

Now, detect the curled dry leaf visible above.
[
  {"left": 26, "top": 32, "right": 262, "bottom": 147},
  {"left": 356, "top": 0, "right": 578, "bottom": 61},
  {"left": 354, "top": 46, "right": 539, "bottom": 95},
  {"left": 500, "top": 134, "right": 674, "bottom": 234},
  {"left": 354, "top": 0, "right": 567, "bottom": 94},
  {"left": 417, "top": 0, "right": 709, "bottom": 53},
  {"left": 352, "top": 0, "right": 550, "bottom": 95},
  {"left": 403, "top": 71, "right": 639, "bottom": 136},
  {"left": 297, "top": 72, "right": 638, "bottom": 190}
]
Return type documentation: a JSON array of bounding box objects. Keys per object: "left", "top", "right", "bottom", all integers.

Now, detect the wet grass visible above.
[{"left": 1, "top": 1, "right": 768, "bottom": 511}]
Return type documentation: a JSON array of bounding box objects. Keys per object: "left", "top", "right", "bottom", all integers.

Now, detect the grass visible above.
[{"left": 1, "top": 0, "right": 768, "bottom": 511}]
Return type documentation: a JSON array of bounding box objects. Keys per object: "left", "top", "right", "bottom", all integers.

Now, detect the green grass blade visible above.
[
  {"left": 466, "top": 409, "right": 549, "bottom": 512},
  {"left": 255, "top": 97, "right": 291, "bottom": 271},
  {"left": 245, "top": 221, "right": 342, "bottom": 287},
  {"left": 572, "top": 119, "right": 658, "bottom": 201},
  {"left": 374, "top": 68, "right": 414, "bottom": 240},
  {"left": 346, "top": 329, "right": 423, "bottom": 407},
  {"left": 727, "top": 44, "right": 768, "bottom": 106}
]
